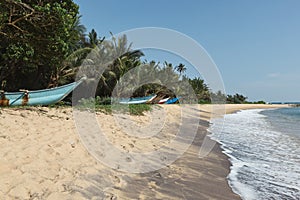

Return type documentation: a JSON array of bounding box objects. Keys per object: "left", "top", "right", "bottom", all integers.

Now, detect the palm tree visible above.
[
  {"left": 164, "top": 61, "right": 173, "bottom": 69},
  {"left": 54, "top": 29, "right": 107, "bottom": 86},
  {"left": 88, "top": 29, "right": 98, "bottom": 47},
  {"left": 188, "top": 77, "right": 211, "bottom": 103},
  {"left": 69, "top": 15, "right": 87, "bottom": 51},
  {"left": 175, "top": 63, "right": 187, "bottom": 76},
  {"left": 88, "top": 29, "right": 105, "bottom": 48},
  {"left": 49, "top": 15, "right": 87, "bottom": 87},
  {"left": 94, "top": 34, "right": 144, "bottom": 97}
]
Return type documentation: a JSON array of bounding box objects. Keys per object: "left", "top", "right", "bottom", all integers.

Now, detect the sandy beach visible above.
[{"left": 0, "top": 104, "right": 288, "bottom": 199}]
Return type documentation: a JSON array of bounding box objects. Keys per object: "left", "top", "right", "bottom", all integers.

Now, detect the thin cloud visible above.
[{"left": 267, "top": 73, "right": 281, "bottom": 78}]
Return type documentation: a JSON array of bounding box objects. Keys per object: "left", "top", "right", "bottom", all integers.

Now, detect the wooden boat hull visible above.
[
  {"left": 166, "top": 97, "right": 180, "bottom": 104},
  {"left": 119, "top": 95, "right": 156, "bottom": 105},
  {"left": 158, "top": 97, "right": 170, "bottom": 104},
  {"left": 0, "top": 80, "right": 83, "bottom": 106}
]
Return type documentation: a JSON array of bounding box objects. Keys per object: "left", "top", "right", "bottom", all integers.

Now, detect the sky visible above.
[{"left": 73, "top": 0, "right": 300, "bottom": 102}]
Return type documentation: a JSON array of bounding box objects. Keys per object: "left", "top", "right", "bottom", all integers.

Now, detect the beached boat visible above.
[
  {"left": 165, "top": 97, "right": 180, "bottom": 104},
  {"left": 158, "top": 97, "right": 170, "bottom": 104},
  {"left": 0, "top": 78, "right": 85, "bottom": 106},
  {"left": 119, "top": 95, "right": 156, "bottom": 104}
]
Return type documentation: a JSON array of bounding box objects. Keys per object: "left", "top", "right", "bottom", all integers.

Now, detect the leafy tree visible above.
[
  {"left": 227, "top": 93, "right": 248, "bottom": 104},
  {"left": 0, "top": 0, "right": 81, "bottom": 91},
  {"left": 187, "top": 77, "right": 210, "bottom": 103},
  {"left": 210, "top": 90, "right": 227, "bottom": 104}
]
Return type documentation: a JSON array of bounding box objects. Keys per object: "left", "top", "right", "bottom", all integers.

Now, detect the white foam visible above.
[
  {"left": 208, "top": 109, "right": 300, "bottom": 199},
  {"left": 228, "top": 159, "right": 257, "bottom": 200}
]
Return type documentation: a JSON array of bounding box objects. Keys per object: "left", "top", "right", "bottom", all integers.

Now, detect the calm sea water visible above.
[{"left": 209, "top": 107, "right": 300, "bottom": 200}]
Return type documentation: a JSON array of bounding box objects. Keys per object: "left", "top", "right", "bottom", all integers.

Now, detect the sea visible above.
[{"left": 209, "top": 107, "right": 300, "bottom": 200}]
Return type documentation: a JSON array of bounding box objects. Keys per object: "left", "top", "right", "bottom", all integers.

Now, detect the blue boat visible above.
[
  {"left": 165, "top": 97, "right": 180, "bottom": 104},
  {"left": 0, "top": 78, "right": 85, "bottom": 106},
  {"left": 119, "top": 95, "right": 156, "bottom": 104}
]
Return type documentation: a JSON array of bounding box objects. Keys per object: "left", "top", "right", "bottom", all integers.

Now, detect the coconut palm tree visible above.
[
  {"left": 175, "top": 63, "right": 187, "bottom": 76},
  {"left": 54, "top": 28, "right": 107, "bottom": 86},
  {"left": 93, "top": 34, "right": 144, "bottom": 97},
  {"left": 88, "top": 29, "right": 105, "bottom": 48},
  {"left": 164, "top": 61, "right": 173, "bottom": 69},
  {"left": 49, "top": 15, "right": 87, "bottom": 87},
  {"left": 68, "top": 15, "right": 87, "bottom": 51}
]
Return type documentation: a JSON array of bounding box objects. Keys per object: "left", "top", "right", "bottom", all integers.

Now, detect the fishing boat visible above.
[
  {"left": 158, "top": 97, "right": 170, "bottom": 104},
  {"left": 0, "top": 78, "right": 85, "bottom": 106},
  {"left": 119, "top": 95, "right": 156, "bottom": 104},
  {"left": 165, "top": 97, "right": 180, "bottom": 104}
]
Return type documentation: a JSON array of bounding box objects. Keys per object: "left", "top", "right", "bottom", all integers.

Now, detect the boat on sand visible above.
[
  {"left": 119, "top": 95, "right": 157, "bottom": 104},
  {"left": 0, "top": 78, "right": 85, "bottom": 106}
]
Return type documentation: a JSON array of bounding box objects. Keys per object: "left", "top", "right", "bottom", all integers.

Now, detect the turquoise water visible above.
[{"left": 210, "top": 108, "right": 300, "bottom": 200}]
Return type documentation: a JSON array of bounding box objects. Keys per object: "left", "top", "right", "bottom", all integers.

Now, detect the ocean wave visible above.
[{"left": 209, "top": 108, "right": 300, "bottom": 200}]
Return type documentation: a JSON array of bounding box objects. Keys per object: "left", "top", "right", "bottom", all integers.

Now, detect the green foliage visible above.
[
  {"left": 75, "top": 34, "right": 144, "bottom": 97},
  {"left": 255, "top": 100, "right": 266, "bottom": 104},
  {"left": 187, "top": 77, "right": 210, "bottom": 103},
  {"left": 210, "top": 90, "right": 227, "bottom": 104},
  {"left": 247, "top": 100, "right": 266, "bottom": 104},
  {"left": 227, "top": 93, "right": 248, "bottom": 104},
  {"left": 128, "top": 104, "right": 152, "bottom": 115},
  {"left": 0, "top": 1, "right": 254, "bottom": 107},
  {"left": 77, "top": 97, "right": 151, "bottom": 115},
  {"left": 0, "top": 0, "right": 81, "bottom": 91}
]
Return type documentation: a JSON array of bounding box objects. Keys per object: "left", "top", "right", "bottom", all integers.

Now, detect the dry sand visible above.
[{"left": 0, "top": 104, "right": 288, "bottom": 199}]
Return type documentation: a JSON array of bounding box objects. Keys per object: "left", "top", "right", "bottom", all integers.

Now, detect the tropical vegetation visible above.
[
  {"left": 0, "top": 0, "right": 253, "bottom": 108},
  {"left": 0, "top": 0, "right": 81, "bottom": 90}
]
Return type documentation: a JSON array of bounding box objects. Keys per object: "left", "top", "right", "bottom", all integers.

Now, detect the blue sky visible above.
[{"left": 74, "top": 0, "right": 300, "bottom": 102}]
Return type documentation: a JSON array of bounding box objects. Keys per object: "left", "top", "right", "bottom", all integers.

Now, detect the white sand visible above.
[{"left": 0, "top": 104, "right": 288, "bottom": 199}]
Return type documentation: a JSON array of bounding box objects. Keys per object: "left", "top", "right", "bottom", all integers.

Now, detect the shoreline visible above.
[
  {"left": 201, "top": 104, "right": 289, "bottom": 199},
  {"left": 0, "top": 104, "right": 289, "bottom": 199}
]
